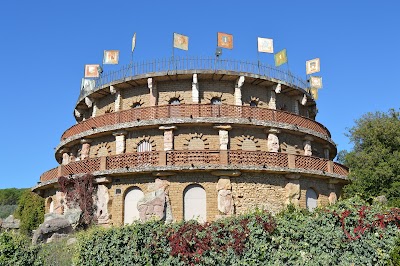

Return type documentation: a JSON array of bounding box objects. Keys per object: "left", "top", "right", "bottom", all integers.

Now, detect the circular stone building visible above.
[{"left": 33, "top": 57, "right": 349, "bottom": 226}]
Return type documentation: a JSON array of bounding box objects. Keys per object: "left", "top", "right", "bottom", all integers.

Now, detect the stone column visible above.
[
  {"left": 303, "top": 136, "right": 313, "bottom": 156},
  {"left": 61, "top": 148, "right": 70, "bottom": 165},
  {"left": 293, "top": 100, "right": 299, "bottom": 115},
  {"left": 192, "top": 74, "right": 199, "bottom": 103},
  {"left": 328, "top": 179, "right": 338, "bottom": 205},
  {"left": 159, "top": 125, "right": 177, "bottom": 151},
  {"left": 266, "top": 128, "right": 280, "bottom": 152},
  {"left": 84, "top": 97, "right": 93, "bottom": 108},
  {"left": 80, "top": 139, "right": 92, "bottom": 160},
  {"left": 234, "top": 76, "right": 245, "bottom": 106},
  {"left": 269, "top": 90, "right": 276, "bottom": 109},
  {"left": 214, "top": 125, "right": 232, "bottom": 150},
  {"left": 148, "top": 78, "right": 158, "bottom": 106},
  {"left": 113, "top": 130, "right": 127, "bottom": 155},
  {"left": 91, "top": 101, "right": 98, "bottom": 118},
  {"left": 285, "top": 174, "right": 301, "bottom": 207},
  {"left": 323, "top": 146, "right": 330, "bottom": 160},
  {"left": 211, "top": 170, "right": 241, "bottom": 218},
  {"left": 110, "top": 85, "right": 122, "bottom": 112}
]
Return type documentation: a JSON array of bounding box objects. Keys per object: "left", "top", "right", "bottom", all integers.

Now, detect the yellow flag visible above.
[
  {"left": 306, "top": 58, "right": 320, "bottom": 75},
  {"left": 310, "top": 88, "right": 319, "bottom": 100},
  {"left": 274, "top": 49, "right": 287, "bottom": 67},
  {"left": 173, "top": 33, "right": 189, "bottom": 50}
]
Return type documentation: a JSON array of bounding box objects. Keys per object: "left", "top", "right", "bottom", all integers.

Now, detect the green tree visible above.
[
  {"left": 14, "top": 191, "right": 44, "bottom": 236},
  {"left": 340, "top": 108, "right": 400, "bottom": 206}
]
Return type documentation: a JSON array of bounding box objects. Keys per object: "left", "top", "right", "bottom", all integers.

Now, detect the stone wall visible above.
[
  {"left": 121, "top": 85, "right": 149, "bottom": 109},
  {"left": 241, "top": 84, "right": 270, "bottom": 108}
]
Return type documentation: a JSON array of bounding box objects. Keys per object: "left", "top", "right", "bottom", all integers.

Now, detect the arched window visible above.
[
  {"left": 306, "top": 188, "right": 318, "bottom": 211},
  {"left": 124, "top": 187, "right": 144, "bottom": 224},
  {"left": 250, "top": 100, "right": 258, "bottom": 107},
  {"left": 137, "top": 140, "right": 152, "bottom": 152},
  {"left": 169, "top": 98, "right": 181, "bottom": 105},
  {"left": 241, "top": 139, "right": 257, "bottom": 151},
  {"left": 211, "top": 97, "right": 222, "bottom": 105},
  {"left": 48, "top": 198, "right": 54, "bottom": 213},
  {"left": 184, "top": 184, "right": 206, "bottom": 223},
  {"left": 187, "top": 138, "right": 205, "bottom": 150}
]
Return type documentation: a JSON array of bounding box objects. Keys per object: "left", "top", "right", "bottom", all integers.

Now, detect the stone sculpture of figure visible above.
[
  {"left": 267, "top": 133, "right": 280, "bottom": 152},
  {"left": 218, "top": 190, "right": 233, "bottom": 215},
  {"left": 95, "top": 185, "right": 110, "bottom": 224},
  {"left": 285, "top": 182, "right": 300, "bottom": 207},
  {"left": 328, "top": 192, "right": 337, "bottom": 205},
  {"left": 304, "top": 141, "right": 312, "bottom": 156},
  {"left": 137, "top": 179, "right": 172, "bottom": 223}
]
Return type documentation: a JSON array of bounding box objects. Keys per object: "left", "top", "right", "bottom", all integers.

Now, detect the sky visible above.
[{"left": 0, "top": 1, "right": 398, "bottom": 189}]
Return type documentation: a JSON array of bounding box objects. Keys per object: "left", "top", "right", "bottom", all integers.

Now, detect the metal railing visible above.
[{"left": 79, "top": 57, "right": 308, "bottom": 102}]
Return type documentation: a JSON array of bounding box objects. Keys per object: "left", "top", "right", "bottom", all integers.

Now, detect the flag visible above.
[
  {"left": 132, "top": 33, "right": 136, "bottom": 52},
  {"left": 84, "top": 64, "right": 100, "bottom": 78},
  {"left": 310, "top": 76, "right": 323, "bottom": 89},
  {"left": 81, "top": 78, "right": 95, "bottom": 92},
  {"left": 217, "top": 32, "right": 233, "bottom": 49},
  {"left": 173, "top": 33, "right": 189, "bottom": 51},
  {"left": 257, "top": 37, "right": 274, "bottom": 53},
  {"left": 310, "top": 88, "right": 319, "bottom": 100},
  {"left": 274, "top": 49, "right": 287, "bottom": 67},
  {"left": 103, "top": 50, "right": 119, "bottom": 65},
  {"left": 306, "top": 58, "right": 320, "bottom": 75}
]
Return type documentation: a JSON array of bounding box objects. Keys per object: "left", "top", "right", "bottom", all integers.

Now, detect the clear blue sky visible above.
[{"left": 0, "top": 1, "right": 398, "bottom": 189}]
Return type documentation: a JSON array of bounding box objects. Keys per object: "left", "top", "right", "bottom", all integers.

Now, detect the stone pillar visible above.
[
  {"left": 234, "top": 76, "right": 245, "bottom": 106},
  {"left": 211, "top": 171, "right": 241, "bottom": 218},
  {"left": 285, "top": 174, "right": 301, "bottom": 207},
  {"left": 91, "top": 101, "right": 98, "bottom": 118},
  {"left": 192, "top": 74, "right": 199, "bottom": 103},
  {"left": 301, "top": 94, "right": 307, "bottom": 106},
  {"left": 85, "top": 97, "right": 93, "bottom": 108},
  {"left": 293, "top": 100, "right": 299, "bottom": 115},
  {"left": 159, "top": 125, "right": 177, "bottom": 151},
  {"left": 266, "top": 128, "right": 280, "bottom": 152},
  {"left": 110, "top": 85, "right": 122, "bottom": 112},
  {"left": 113, "top": 130, "right": 127, "bottom": 155},
  {"left": 214, "top": 125, "right": 232, "bottom": 150},
  {"left": 148, "top": 78, "right": 158, "bottom": 106},
  {"left": 80, "top": 139, "right": 92, "bottom": 160},
  {"left": 328, "top": 179, "right": 339, "bottom": 205},
  {"left": 323, "top": 146, "right": 330, "bottom": 160},
  {"left": 61, "top": 148, "right": 70, "bottom": 165},
  {"left": 269, "top": 90, "right": 276, "bottom": 109},
  {"left": 74, "top": 109, "right": 82, "bottom": 119},
  {"left": 303, "top": 136, "right": 313, "bottom": 156}
]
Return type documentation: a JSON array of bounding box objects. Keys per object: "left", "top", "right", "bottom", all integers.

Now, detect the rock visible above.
[
  {"left": 374, "top": 195, "right": 388, "bottom": 205},
  {"left": 218, "top": 189, "right": 233, "bottom": 215},
  {"left": 64, "top": 208, "right": 82, "bottom": 228},
  {"left": 32, "top": 217, "right": 73, "bottom": 244},
  {"left": 137, "top": 190, "right": 166, "bottom": 222},
  {"left": 285, "top": 182, "right": 300, "bottom": 207},
  {"left": 46, "top": 233, "right": 69, "bottom": 243},
  {"left": 2, "top": 215, "right": 20, "bottom": 229},
  {"left": 67, "top": 237, "right": 77, "bottom": 245}
]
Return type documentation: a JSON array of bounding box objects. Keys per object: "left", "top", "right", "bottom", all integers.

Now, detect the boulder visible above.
[
  {"left": 2, "top": 215, "right": 20, "bottom": 229},
  {"left": 374, "top": 195, "right": 388, "bottom": 205},
  {"left": 32, "top": 217, "right": 73, "bottom": 244}
]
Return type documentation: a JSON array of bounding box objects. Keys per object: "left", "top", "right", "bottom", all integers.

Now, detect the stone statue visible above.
[
  {"left": 216, "top": 178, "right": 233, "bottom": 215},
  {"left": 304, "top": 141, "right": 312, "bottom": 156},
  {"left": 95, "top": 185, "right": 110, "bottom": 224},
  {"left": 268, "top": 133, "right": 280, "bottom": 152},
  {"left": 285, "top": 182, "right": 300, "bottom": 207},
  {"left": 328, "top": 192, "right": 337, "bottom": 205}
]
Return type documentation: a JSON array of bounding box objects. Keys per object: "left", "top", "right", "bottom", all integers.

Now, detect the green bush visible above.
[
  {"left": 390, "top": 235, "right": 400, "bottom": 265},
  {"left": 0, "top": 205, "right": 17, "bottom": 219},
  {"left": 0, "top": 231, "right": 39, "bottom": 266},
  {"left": 14, "top": 191, "right": 44, "bottom": 236},
  {"left": 35, "top": 238, "right": 76, "bottom": 266}
]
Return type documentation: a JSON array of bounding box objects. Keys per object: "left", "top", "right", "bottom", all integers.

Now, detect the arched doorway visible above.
[
  {"left": 183, "top": 184, "right": 206, "bottom": 223},
  {"left": 124, "top": 187, "right": 144, "bottom": 224}
]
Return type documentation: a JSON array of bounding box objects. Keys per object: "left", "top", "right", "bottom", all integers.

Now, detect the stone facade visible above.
[{"left": 35, "top": 67, "right": 348, "bottom": 226}]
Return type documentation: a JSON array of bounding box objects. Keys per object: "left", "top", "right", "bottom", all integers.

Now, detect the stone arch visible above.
[
  {"left": 136, "top": 136, "right": 156, "bottom": 152},
  {"left": 95, "top": 143, "right": 112, "bottom": 157},
  {"left": 237, "top": 135, "right": 260, "bottom": 151},
  {"left": 183, "top": 133, "right": 210, "bottom": 150},
  {"left": 124, "top": 186, "right": 144, "bottom": 224},
  {"left": 204, "top": 92, "right": 226, "bottom": 104},
  {"left": 46, "top": 197, "right": 54, "bottom": 213},
  {"left": 183, "top": 184, "right": 207, "bottom": 223},
  {"left": 306, "top": 187, "right": 318, "bottom": 212},
  {"left": 160, "top": 93, "right": 185, "bottom": 105}
]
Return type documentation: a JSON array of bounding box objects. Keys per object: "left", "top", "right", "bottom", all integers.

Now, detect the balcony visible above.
[
  {"left": 39, "top": 150, "right": 348, "bottom": 183},
  {"left": 61, "top": 104, "right": 330, "bottom": 141}
]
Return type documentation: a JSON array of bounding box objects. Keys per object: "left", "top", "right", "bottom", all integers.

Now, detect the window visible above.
[
  {"left": 211, "top": 97, "right": 222, "bottom": 105},
  {"left": 250, "top": 101, "right": 258, "bottom": 107},
  {"left": 124, "top": 187, "right": 144, "bottom": 224},
  {"left": 137, "top": 140, "right": 152, "bottom": 152},
  {"left": 184, "top": 184, "right": 206, "bottom": 223},
  {"left": 306, "top": 188, "right": 318, "bottom": 211},
  {"left": 169, "top": 98, "right": 181, "bottom": 105}
]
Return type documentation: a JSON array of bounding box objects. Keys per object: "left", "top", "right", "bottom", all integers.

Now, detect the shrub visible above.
[
  {"left": 35, "top": 238, "right": 76, "bottom": 266},
  {"left": 14, "top": 191, "right": 44, "bottom": 236},
  {"left": 0, "top": 231, "right": 39, "bottom": 266}
]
